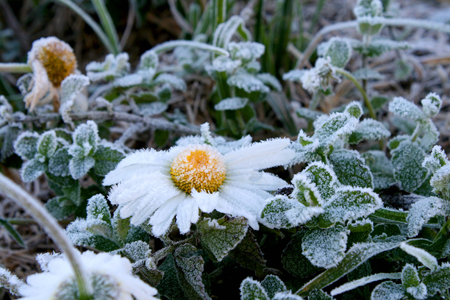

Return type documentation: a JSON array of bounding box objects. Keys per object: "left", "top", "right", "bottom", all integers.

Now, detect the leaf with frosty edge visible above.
[
  {"left": 422, "top": 262, "right": 450, "bottom": 296},
  {"left": 14, "top": 131, "right": 39, "bottom": 160},
  {"left": 371, "top": 281, "right": 405, "bottom": 300},
  {"left": 72, "top": 120, "right": 99, "bottom": 156},
  {"left": 198, "top": 216, "right": 248, "bottom": 262},
  {"left": 37, "top": 131, "right": 58, "bottom": 157},
  {"left": 406, "top": 197, "right": 445, "bottom": 238},
  {"left": 214, "top": 97, "right": 249, "bottom": 111},
  {"left": 348, "top": 119, "right": 390, "bottom": 145},
  {"left": 292, "top": 173, "right": 323, "bottom": 206},
  {"left": 48, "top": 147, "right": 71, "bottom": 177},
  {"left": 93, "top": 145, "right": 125, "bottom": 176},
  {"left": 329, "top": 149, "right": 373, "bottom": 189},
  {"left": 303, "top": 162, "right": 338, "bottom": 202},
  {"left": 391, "top": 140, "right": 429, "bottom": 193},
  {"left": 323, "top": 38, "right": 352, "bottom": 68},
  {"left": 86, "top": 194, "right": 111, "bottom": 224},
  {"left": 302, "top": 227, "right": 349, "bottom": 269},
  {"left": 388, "top": 97, "right": 425, "bottom": 121},
  {"left": 401, "top": 264, "right": 420, "bottom": 289},
  {"left": 319, "top": 187, "right": 382, "bottom": 224},
  {"left": 240, "top": 277, "right": 269, "bottom": 300},
  {"left": 261, "top": 275, "right": 286, "bottom": 299},
  {"left": 282, "top": 232, "right": 323, "bottom": 279},
  {"left": 21, "top": 159, "right": 46, "bottom": 182},
  {"left": 69, "top": 155, "right": 95, "bottom": 179},
  {"left": 362, "top": 150, "right": 395, "bottom": 190},
  {"left": 230, "top": 230, "right": 266, "bottom": 272}
]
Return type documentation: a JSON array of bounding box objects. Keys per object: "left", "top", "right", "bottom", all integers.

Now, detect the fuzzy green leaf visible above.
[{"left": 329, "top": 150, "right": 373, "bottom": 189}]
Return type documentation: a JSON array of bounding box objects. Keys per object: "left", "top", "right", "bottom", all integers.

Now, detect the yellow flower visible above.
[{"left": 25, "top": 37, "right": 77, "bottom": 111}]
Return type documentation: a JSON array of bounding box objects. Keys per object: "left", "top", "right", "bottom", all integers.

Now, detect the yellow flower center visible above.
[
  {"left": 170, "top": 145, "right": 226, "bottom": 194},
  {"left": 37, "top": 41, "right": 77, "bottom": 87}
]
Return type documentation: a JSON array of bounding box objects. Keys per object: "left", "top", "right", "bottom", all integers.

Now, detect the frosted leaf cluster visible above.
[{"left": 240, "top": 276, "right": 303, "bottom": 300}]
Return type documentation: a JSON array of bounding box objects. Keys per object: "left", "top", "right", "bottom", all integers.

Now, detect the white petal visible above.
[
  {"left": 150, "top": 193, "right": 186, "bottom": 236},
  {"left": 176, "top": 197, "right": 199, "bottom": 234},
  {"left": 191, "top": 189, "right": 219, "bottom": 213},
  {"left": 224, "top": 138, "right": 295, "bottom": 170},
  {"left": 226, "top": 170, "right": 289, "bottom": 191},
  {"left": 103, "top": 149, "right": 172, "bottom": 185},
  {"left": 120, "top": 276, "right": 158, "bottom": 300}
]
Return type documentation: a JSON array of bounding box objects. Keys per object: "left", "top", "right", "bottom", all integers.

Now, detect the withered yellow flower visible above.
[{"left": 26, "top": 37, "right": 77, "bottom": 111}]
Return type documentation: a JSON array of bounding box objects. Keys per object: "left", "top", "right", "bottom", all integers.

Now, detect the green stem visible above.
[
  {"left": 91, "top": 0, "right": 121, "bottom": 54},
  {"left": 217, "top": 0, "right": 226, "bottom": 26},
  {"left": 308, "top": 0, "right": 325, "bottom": 33},
  {"left": 335, "top": 68, "right": 376, "bottom": 119},
  {"left": 151, "top": 40, "right": 229, "bottom": 57},
  {"left": 54, "top": 0, "right": 117, "bottom": 54},
  {"left": 0, "top": 173, "right": 92, "bottom": 299},
  {"left": 411, "top": 123, "right": 422, "bottom": 142},
  {"left": 0, "top": 63, "right": 32, "bottom": 73}
]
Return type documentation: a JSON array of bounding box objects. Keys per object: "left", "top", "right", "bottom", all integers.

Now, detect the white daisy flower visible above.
[
  {"left": 24, "top": 37, "right": 78, "bottom": 111},
  {"left": 103, "top": 127, "right": 295, "bottom": 236},
  {"left": 19, "top": 251, "right": 158, "bottom": 300}
]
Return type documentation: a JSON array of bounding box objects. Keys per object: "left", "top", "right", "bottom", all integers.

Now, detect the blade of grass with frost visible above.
[
  {"left": 151, "top": 40, "right": 229, "bottom": 57},
  {"left": 54, "top": 0, "right": 117, "bottom": 54},
  {"left": 91, "top": 0, "right": 121, "bottom": 54},
  {"left": 0, "top": 173, "right": 92, "bottom": 299},
  {"left": 330, "top": 272, "right": 402, "bottom": 296}
]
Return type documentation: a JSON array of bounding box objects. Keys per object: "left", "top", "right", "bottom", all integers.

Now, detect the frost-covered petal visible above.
[
  {"left": 191, "top": 189, "right": 219, "bottom": 213},
  {"left": 150, "top": 193, "right": 186, "bottom": 236},
  {"left": 225, "top": 138, "right": 295, "bottom": 170},
  {"left": 176, "top": 197, "right": 199, "bottom": 234}
]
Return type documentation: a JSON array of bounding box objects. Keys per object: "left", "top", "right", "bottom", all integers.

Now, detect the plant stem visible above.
[
  {"left": 91, "top": 0, "right": 121, "bottom": 54},
  {"left": 54, "top": 0, "right": 117, "bottom": 54},
  {"left": 0, "top": 63, "right": 32, "bottom": 73},
  {"left": 335, "top": 68, "right": 376, "bottom": 119},
  {"left": 0, "top": 173, "right": 92, "bottom": 299},
  {"left": 151, "top": 40, "right": 229, "bottom": 57}
]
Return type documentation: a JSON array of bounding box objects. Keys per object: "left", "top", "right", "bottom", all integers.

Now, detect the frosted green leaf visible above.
[
  {"left": 283, "top": 70, "right": 307, "bottom": 82},
  {"left": 391, "top": 140, "right": 429, "bottom": 192},
  {"left": 214, "top": 97, "right": 249, "bottom": 111},
  {"left": 406, "top": 283, "right": 427, "bottom": 300},
  {"left": 198, "top": 216, "right": 248, "bottom": 262},
  {"left": 45, "top": 196, "right": 77, "bottom": 220},
  {"left": 59, "top": 74, "right": 90, "bottom": 126},
  {"left": 66, "top": 218, "right": 120, "bottom": 251},
  {"left": 230, "top": 231, "right": 266, "bottom": 271},
  {"left": 387, "top": 135, "right": 410, "bottom": 150},
  {"left": 173, "top": 244, "right": 211, "bottom": 300},
  {"left": 154, "top": 73, "right": 186, "bottom": 91},
  {"left": 16, "top": 73, "right": 33, "bottom": 96},
  {"left": 400, "top": 242, "right": 438, "bottom": 270},
  {"left": 240, "top": 278, "right": 269, "bottom": 300},
  {"left": 329, "top": 149, "right": 373, "bottom": 188},
  {"left": 157, "top": 254, "right": 187, "bottom": 300},
  {"left": 227, "top": 74, "right": 270, "bottom": 93},
  {"left": 111, "top": 209, "right": 130, "bottom": 244},
  {"left": 406, "top": 197, "right": 445, "bottom": 238},
  {"left": 296, "top": 239, "right": 403, "bottom": 295},
  {"left": 273, "top": 292, "right": 303, "bottom": 300},
  {"left": 138, "top": 50, "right": 158, "bottom": 75},
  {"left": 402, "top": 264, "right": 420, "bottom": 289},
  {"left": 228, "top": 42, "right": 265, "bottom": 62},
  {"left": 48, "top": 147, "right": 71, "bottom": 177},
  {"left": 261, "top": 196, "right": 323, "bottom": 229},
  {"left": 0, "top": 266, "right": 24, "bottom": 296},
  {"left": 37, "top": 131, "right": 57, "bottom": 157},
  {"left": 353, "top": 0, "right": 383, "bottom": 18},
  {"left": 422, "top": 262, "right": 450, "bottom": 296},
  {"left": 353, "top": 68, "right": 384, "bottom": 80},
  {"left": 123, "top": 240, "right": 151, "bottom": 262},
  {"left": 213, "top": 16, "right": 251, "bottom": 49},
  {"left": 323, "top": 38, "right": 352, "bottom": 68},
  {"left": 330, "top": 272, "right": 401, "bottom": 296},
  {"left": 292, "top": 173, "right": 323, "bottom": 206},
  {"left": 261, "top": 275, "right": 286, "bottom": 299},
  {"left": 371, "top": 281, "right": 405, "bottom": 300},
  {"left": 69, "top": 155, "right": 95, "bottom": 179},
  {"left": 348, "top": 119, "right": 391, "bottom": 144},
  {"left": 0, "top": 218, "right": 25, "bottom": 247},
  {"left": 320, "top": 187, "right": 382, "bottom": 224},
  {"left": 256, "top": 74, "right": 282, "bottom": 91},
  {"left": 302, "top": 227, "right": 349, "bottom": 269},
  {"left": 72, "top": 120, "right": 99, "bottom": 157},
  {"left": 86, "top": 53, "right": 130, "bottom": 82},
  {"left": 419, "top": 121, "right": 439, "bottom": 152},
  {"left": 313, "top": 112, "right": 358, "bottom": 154},
  {"left": 430, "top": 164, "right": 450, "bottom": 199},
  {"left": 388, "top": 97, "right": 425, "bottom": 121},
  {"left": 21, "top": 158, "right": 46, "bottom": 182},
  {"left": 303, "top": 162, "right": 338, "bottom": 202},
  {"left": 282, "top": 232, "right": 323, "bottom": 279},
  {"left": 139, "top": 102, "right": 168, "bottom": 116},
  {"left": 346, "top": 219, "right": 373, "bottom": 246},
  {"left": 14, "top": 131, "right": 39, "bottom": 160},
  {"left": 353, "top": 39, "right": 410, "bottom": 57},
  {"left": 113, "top": 74, "right": 143, "bottom": 87},
  {"left": 93, "top": 145, "right": 125, "bottom": 176},
  {"left": 422, "top": 145, "right": 448, "bottom": 173},
  {"left": 344, "top": 102, "right": 363, "bottom": 119},
  {"left": 211, "top": 56, "right": 241, "bottom": 72},
  {"left": 308, "top": 289, "right": 334, "bottom": 300},
  {"left": 421, "top": 92, "right": 442, "bottom": 118},
  {"left": 356, "top": 16, "right": 384, "bottom": 36},
  {"left": 86, "top": 194, "right": 111, "bottom": 224}
]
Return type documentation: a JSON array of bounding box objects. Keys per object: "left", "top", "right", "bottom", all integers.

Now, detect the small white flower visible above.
[
  {"left": 300, "top": 69, "right": 321, "bottom": 93},
  {"left": 103, "top": 134, "right": 295, "bottom": 236},
  {"left": 300, "top": 57, "right": 340, "bottom": 94},
  {"left": 24, "top": 37, "right": 77, "bottom": 111},
  {"left": 19, "top": 251, "right": 158, "bottom": 300}
]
